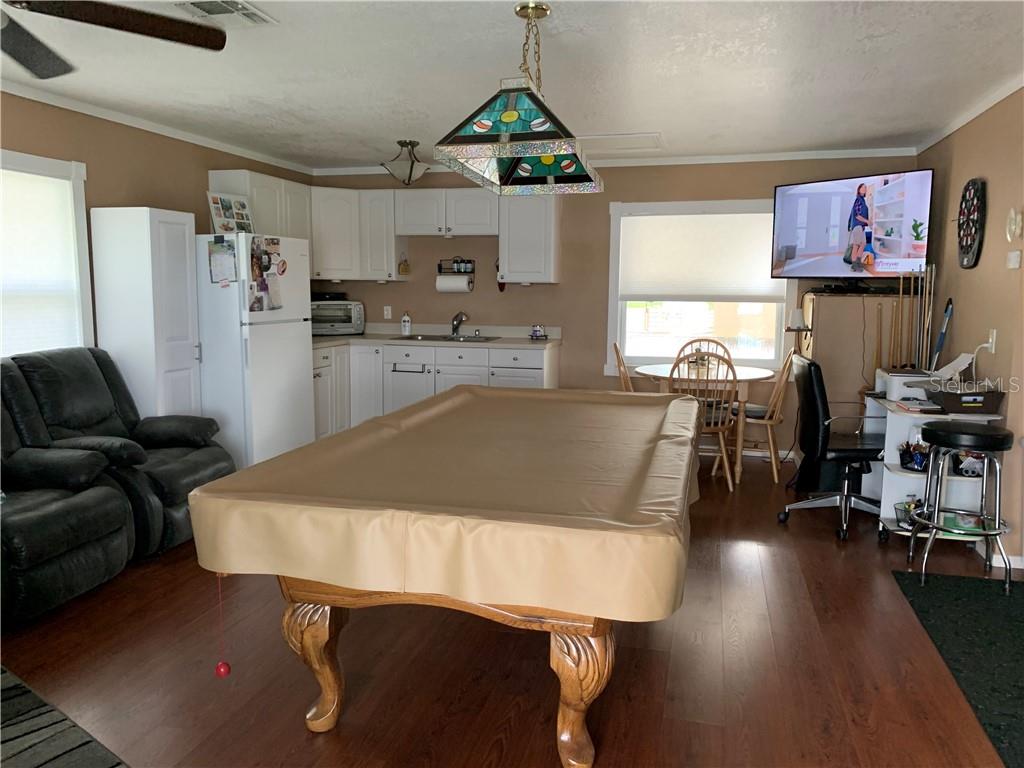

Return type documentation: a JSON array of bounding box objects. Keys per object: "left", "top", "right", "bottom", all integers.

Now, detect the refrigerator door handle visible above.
[
  {"left": 194, "top": 342, "right": 203, "bottom": 363},
  {"left": 243, "top": 338, "right": 249, "bottom": 369}
]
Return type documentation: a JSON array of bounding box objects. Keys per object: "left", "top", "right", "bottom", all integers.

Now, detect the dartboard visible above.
[{"left": 957, "top": 178, "right": 986, "bottom": 268}]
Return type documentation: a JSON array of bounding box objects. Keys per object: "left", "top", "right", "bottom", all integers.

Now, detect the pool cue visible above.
[
  {"left": 896, "top": 274, "right": 904, "bottom": 366},
  {"left": 931, "top": 298, "right": 953, "bottom": 370},
  {"left": 888, "top": 300, "right": 897, "bottom": 368}
]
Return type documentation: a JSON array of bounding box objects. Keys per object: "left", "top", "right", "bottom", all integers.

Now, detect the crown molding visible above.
[
  {"left": 590, "top": 147, "right": 918, "bottom": 168},
  {"left": 1, "top": 80, "right": 314, "bottom": 175},
  {"left": 312, "top": 163, "right": 450, "bottom": 177},
  {"left": 915, "top": 75, "right": 1023, "bottom": 154}
]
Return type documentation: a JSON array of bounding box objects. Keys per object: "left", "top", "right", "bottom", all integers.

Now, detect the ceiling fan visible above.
[{"left": 1, "top": 1, "right": 226, "bottom": 80}]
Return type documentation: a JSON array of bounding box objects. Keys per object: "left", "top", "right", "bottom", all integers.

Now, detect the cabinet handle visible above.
[
  {"left": 315, "top": 271, "right": 321, "bottom": 276},
  {"left": 512, "top": 356, "right": 519, "bottom": 361},
  {"left": 387, "top": 272, "right": 392, "bottom": 279},
  {"left": 435, "top": 368, "right": 440, "bottom": 374},
  {"left": 499, "top": 274, "right": 505, "bottom": 280},
  {"left": 446, "top": 226, "right": 452, "bottom": 232},
  {"left": 404, "top": 352, "right": 410, "bottom": 358},
  {"left": 427, "top": 368, "right": 433, "bottom": 374},
  {"left": 457, "top": 354, "right": 463, "bottom": 360},
  {"left": 313, "top": 372, "right": 321, "bottom": 379},
  {"left": 490, "top": 371, "right": 495, "bottom": 376},
  {"left": 437, "top": 226, "right": 443, "bottom": 233},
  {"left": 375, "top": 349, "right": 380, "bottom": 354}
]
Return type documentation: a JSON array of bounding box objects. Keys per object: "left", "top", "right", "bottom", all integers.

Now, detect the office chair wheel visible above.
[
  {"left": 878, "top": 528, "right": 890, "bottom": 544},
  {"left": 777, "top": 510, "right": 790, "bottom": 524},
  {"left": 836, "top": 527, "right": 849, "bottom": 542}
]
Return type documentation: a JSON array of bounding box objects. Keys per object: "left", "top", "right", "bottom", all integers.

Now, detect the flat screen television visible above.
[{"left": 771, "top": 169, "right": 933, "bottom": 279}]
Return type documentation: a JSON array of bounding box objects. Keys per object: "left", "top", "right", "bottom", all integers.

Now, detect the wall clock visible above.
[{"left": 957, "top": 178, "right": 986, "bottom": 268}]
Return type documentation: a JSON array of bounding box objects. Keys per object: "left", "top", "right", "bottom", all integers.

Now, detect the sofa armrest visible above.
[
  {"left": 3, "top": 447, "right": 108, "bottom": 491},
  {"left": 131, "top": 415, "right": 219, "bottom": 448},
  {"left": 51, "top": 436, "right": 147, "bottom": 467}
]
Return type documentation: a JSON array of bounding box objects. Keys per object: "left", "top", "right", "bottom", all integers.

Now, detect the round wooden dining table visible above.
[{"left": 633, "top": 363, "right": 776, "bottom": 485}]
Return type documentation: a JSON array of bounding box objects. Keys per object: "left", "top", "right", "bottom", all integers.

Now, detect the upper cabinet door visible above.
[
  {"left": 249, "top": 174, "right": 285, "bottom": 236},
  {"left": 395, "top": 189, "right": 446, "bottom": 235},
  {"left": 282, "top": 180, "right": 312, "bottom": 242},
  {"left": 498, "top": 196, "right": 560, "bottom": 283},
  {"left": 311, "top": 187, "right": 360, "bottom": 280},
  {"left": 359, "top": 189, "right": 397, "bottom": 281},
  {"left": 445, "top": 188, "right": 498, "bottom": 236}
]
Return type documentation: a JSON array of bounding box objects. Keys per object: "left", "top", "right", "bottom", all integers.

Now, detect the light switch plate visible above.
[
  {"left": 1007, "top": 250, "right": 1022, "bottom": 269},
  {"left": 383, "top": 305, "right": 392, "bottom": 320}
]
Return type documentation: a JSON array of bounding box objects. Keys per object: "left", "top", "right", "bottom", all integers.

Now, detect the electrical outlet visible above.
[
  {"left": 1008, "top": 250, "right": 1022, "bottom": 269},
  {"left": 383, "top": 306, "right": 392, "bottom": 320},
  {"left": 988, "top": 328, "right": 997, "bottom": 355}
]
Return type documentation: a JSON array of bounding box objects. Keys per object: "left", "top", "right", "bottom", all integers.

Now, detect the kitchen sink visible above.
[{"left": 388, "top": 334, "right": 499, "bottom": 342}]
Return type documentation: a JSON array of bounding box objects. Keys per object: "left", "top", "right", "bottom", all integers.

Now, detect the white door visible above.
[
  {"left": 311, "top": 187, "right": 360, "bottom": 279},
  {"left": 245, "top": 321, "right": 315, "bottom": 464},
  {"left": 313, "top": 364, "right": 334, "bottom": 439},
  {"left": 489, "top": 368, "right": 545, "bottom": 388},
  {"left": 498, "top": 196, "right": 559, "bottom": 283},
  {"left": 250, "top": 174, "right": 284, "bottom": 236},
  {"left": 383, "top": 365, "right": 434, "bottom": 413},
  {"left": 349, "top": 345, "right": 383, "bottom": 427},
  {"left": 332, "top": 346, "right": 350, "bottom": 432},
  {"left": 151, "top": 210, "right": 201, "bottom": 415},
  {"left": 395, "top": 189, "right": 446, "bottom": 235},
  {"left": 283, "top": 180, "right": 312, "bottom": 241},
  {"left": 359, "top": 190, "right": 396, "bottom": 280},
  {"left": 434, "top": 365, "right": 489, "bottom": 393},
  {"left": 445, "top": 188, "right": 498, "bottom": 235}
]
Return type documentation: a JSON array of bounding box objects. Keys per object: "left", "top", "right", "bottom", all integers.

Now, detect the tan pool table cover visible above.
[{"left": 190, "top": 387, "right": 699, "bottom": 622}]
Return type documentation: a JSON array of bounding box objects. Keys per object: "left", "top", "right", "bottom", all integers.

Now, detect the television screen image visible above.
[{"left": 771, "top": 169, "right": 933, "bottom": 279}]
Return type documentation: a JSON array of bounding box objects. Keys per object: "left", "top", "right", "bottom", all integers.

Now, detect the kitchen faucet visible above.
[{"left": 450, "top": 311, "right": 469, "bottom": 337}]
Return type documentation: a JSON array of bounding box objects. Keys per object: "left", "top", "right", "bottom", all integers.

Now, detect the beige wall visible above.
[{"left": 917, "top": 89, "right": 1024, "bottom": 555}]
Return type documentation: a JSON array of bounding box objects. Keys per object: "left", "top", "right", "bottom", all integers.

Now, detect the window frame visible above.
[
  {"left": 605, "top": 199, "right": 795, "bottom": 376},
  {"left": 1, "top": 149, "right": 93, "bottom": 349}
]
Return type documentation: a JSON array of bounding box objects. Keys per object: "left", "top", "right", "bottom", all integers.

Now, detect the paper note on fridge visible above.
[{"left": 931, "top": 353, "right": 974, "bottom": 380}]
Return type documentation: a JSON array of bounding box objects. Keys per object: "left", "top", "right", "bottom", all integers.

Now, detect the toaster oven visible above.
[{"left": 311, "top": 300, "right": 364, "bottom": 336}]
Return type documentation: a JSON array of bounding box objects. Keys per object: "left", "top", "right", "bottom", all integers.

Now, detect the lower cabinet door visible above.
[
  {"left": 488, "top": 367, "right": 545, "bottom": 388},
  {"left": 313, "top": 366, "right": 334, "bottom": 439},
  {"left": 383, "top": 365, "right": 435, "bottom": 413},
  {"left": 350, "top": 345, "right": 383, "bottom": 427},
  {"left": 434, "top": 365, "right": 489, "bottom": 394},
  {"left": 332, "top": 346, "right": 350, "bottom": 432}
]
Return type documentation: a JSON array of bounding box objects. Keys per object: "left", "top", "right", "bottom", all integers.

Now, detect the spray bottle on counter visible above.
[{"left": 400, "top": 310, "right": 412, "bottom": 337}]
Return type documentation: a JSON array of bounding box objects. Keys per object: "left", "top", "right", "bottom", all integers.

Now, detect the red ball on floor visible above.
[{"left": 215, "top": 661, "right": 231, "bottom": 678}]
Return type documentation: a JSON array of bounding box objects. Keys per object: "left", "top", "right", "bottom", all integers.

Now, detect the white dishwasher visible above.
[{"left": 382, "top": 345, "right": 436, "bottom": 413}]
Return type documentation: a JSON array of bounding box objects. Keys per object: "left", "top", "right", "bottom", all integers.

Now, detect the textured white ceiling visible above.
[{"left": 1, "top": 1, "right": 1022, "bottom": 168}]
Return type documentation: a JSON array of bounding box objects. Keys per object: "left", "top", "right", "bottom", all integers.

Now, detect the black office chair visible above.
[{"left": 777, "top": 355, "right": 884, "bottom": 541}]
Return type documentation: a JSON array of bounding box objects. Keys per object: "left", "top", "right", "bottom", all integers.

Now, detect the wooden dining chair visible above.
[
  {"left": 612, "top": 343, "right": 633, "bottom": 392},
  {"left": 677, "top": 338, "right": 732, "bottom": 362},
  {"left": 734, "top": 347, "right": 795, "bottom": 484},
  {"left": 670, "top": 351, "right": 739, "bottom": 491}
]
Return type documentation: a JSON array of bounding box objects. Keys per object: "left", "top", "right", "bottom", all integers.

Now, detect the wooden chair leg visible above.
[
  {"left": 717, "top": 432, "right": 734, "bottom": 492},
  {"left": 766, "top": 424, "right": 780, "bottom": 484}
]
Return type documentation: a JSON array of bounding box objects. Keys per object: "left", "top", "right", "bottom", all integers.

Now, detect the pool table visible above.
[{"left": 190, "top": 386, "right": 699, "bottom": 768}]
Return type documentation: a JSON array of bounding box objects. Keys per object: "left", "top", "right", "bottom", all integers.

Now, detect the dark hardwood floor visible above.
[{"left": 2, "top": 460, "right": 1011, "bottom": 768}]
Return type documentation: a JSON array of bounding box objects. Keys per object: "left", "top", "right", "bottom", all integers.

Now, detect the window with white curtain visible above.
[
  {"left": 606, "top": 200, "right": 786, "bottom": 371},
  {"left": 1, "top": 150, "right": 92, "bottom": 356}
]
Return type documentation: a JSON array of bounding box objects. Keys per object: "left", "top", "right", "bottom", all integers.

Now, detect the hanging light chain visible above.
[{"left": 519, "top": 12, "right": 542, "bottom": 91}]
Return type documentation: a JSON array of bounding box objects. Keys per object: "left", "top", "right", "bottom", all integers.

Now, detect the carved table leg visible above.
[
  {"left": 549, "top": 629, "right": 615, "bottom": 768},
  {"left": 282, "top": 602, "right": 348, "bottom": 733}
]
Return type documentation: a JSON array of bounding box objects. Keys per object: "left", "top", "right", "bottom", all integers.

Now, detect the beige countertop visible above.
[{"left": 313, "top": 334, "right": 561, "bottom": 350}]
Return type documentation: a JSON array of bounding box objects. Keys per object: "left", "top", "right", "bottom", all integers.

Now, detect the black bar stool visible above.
[{"left": 907, "top": 420, "right": 1015, "bottom": 593}]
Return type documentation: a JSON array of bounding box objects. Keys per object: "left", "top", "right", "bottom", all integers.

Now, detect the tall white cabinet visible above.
[
  {"left": 91, "top": 207, "right": 201, "bottom": 417},
  {"left": 208, "top": 170, "right": 311, "bottom": 241}
]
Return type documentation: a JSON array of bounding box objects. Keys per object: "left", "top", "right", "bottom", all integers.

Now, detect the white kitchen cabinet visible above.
[
  {"left": 208, "top": 170, "right": 311, "bottom": 240},
  {"left": 445, "top": 188, "right": 499, "bottom": 235},
  {"left": 312, "top": 364, "right": 334, "bottom": 440},
  {"left": 359, "top": 190, "right": 408, "bottom": 282},
  {"left": 395, "top": 188, "right": 497, "bottom": 236},
  {"left": 282, "top": 179, "right": 312, "bottom": 241},
  {"left": 395, "top": 189, "right": 446, "bottom": 235},
  {"left": 311, "top": 187, "right": 360, "bottom": 279},
  {"left": 91, "top": 207, "right": 201, "bottom": 418},
  {"left": 489, "top": 368, "right": 546, "bottom": 388},
  {"left": 382, "top": 346, "right": 435, "bottom": 414},
  {"left": 332, "top": 346, "right": 350, "bottom": 433},
  {"left": 350, "top": 345, "right": 383, "bottom": 426},
  {"left": 498, "top": 195, "right": 560, "bottom": 283},
  {"left": 435, "top": 365, "right": 489, "bottom": 392}
]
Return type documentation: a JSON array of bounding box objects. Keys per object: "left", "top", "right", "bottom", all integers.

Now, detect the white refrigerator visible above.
[{"left": 195, "top": 233, "right": 315, "bottom": 469}]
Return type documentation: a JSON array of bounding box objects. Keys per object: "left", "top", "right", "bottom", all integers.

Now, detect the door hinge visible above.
[{"left": 194, "top": 342, "right": 203, "bottom": 363}]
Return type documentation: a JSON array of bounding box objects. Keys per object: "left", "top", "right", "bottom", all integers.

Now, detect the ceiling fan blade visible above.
[
  {"left": 0, "top": 12, "right": 74, "bottom": 78},
  {"left": 5, "top": 1, "right": 226, "bottom": 50}
]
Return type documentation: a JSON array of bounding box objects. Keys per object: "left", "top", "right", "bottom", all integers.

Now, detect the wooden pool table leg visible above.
[
  {"left": 282, "top": 602, "right": 348, "bottom": 733},
  {"left": 549, "top": 628, "right": 615, "bottom": 768}
]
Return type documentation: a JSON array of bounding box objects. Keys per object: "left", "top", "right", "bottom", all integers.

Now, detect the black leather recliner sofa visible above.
[
  {"left": 3, "top": 348, "right": 235, "bottom": 558},
  {"left": 1, "top": 401, "right": 133, "bottom": 624}
]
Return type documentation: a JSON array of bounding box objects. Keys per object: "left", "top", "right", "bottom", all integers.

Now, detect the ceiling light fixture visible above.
[
  {"left": 433, "top": 1, "right": 602, "bottom": 196},
  {"left": 381, "top": 140, "right": 430, "bottom": 186}
]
